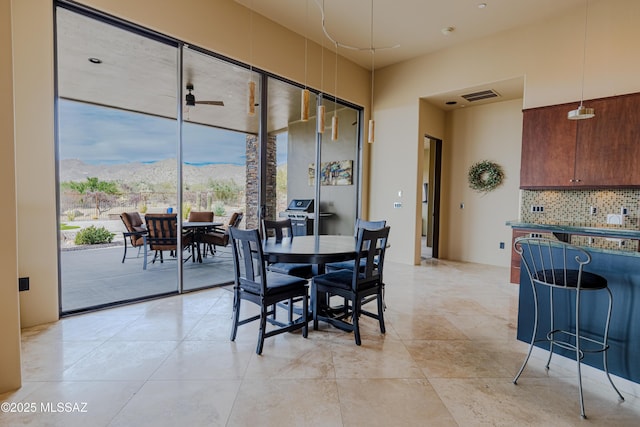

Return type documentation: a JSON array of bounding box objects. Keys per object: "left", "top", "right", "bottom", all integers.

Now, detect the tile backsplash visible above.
[
  {"left": 521, "top": 189, "right": 640, "bottom": 228},
  {"left": 521, "top": 189, "right": 640, "bottom": 251}
]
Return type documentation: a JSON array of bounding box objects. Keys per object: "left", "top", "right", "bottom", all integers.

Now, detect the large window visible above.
[{"left": 55, "top": 3, "right": 362, "bottom": 314}]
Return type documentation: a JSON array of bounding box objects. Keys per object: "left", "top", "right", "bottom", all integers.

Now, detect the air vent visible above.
[{"left": 461, "top": 89, "right": 500, "bottom": 102}]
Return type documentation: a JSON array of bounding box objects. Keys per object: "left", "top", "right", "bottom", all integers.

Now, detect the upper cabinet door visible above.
[
  {"left": 575, "top": 93, "right": 640, "bottom": 187},
  {"left": 520, "top": 92, "right": 640, "bottom": 189},
  {"left": 520, "top": 104, "right": 578, "bottom": 189}
]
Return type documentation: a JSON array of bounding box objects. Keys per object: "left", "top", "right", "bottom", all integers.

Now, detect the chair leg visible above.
[
  {"left": 514, "top": 284, "right": 539, "bottom": 385},
  {"left": 575, "top": 289, "right": 586, "bottom": 419},
  {"left": 230, "top": 289, "right": 241, "bottom": 341},
  {"left": 603, "top": 288, "right": 624, "bottom": 401},
  {"left": 288, "top": 298, "right": 294, "bottom": 324},
  {"left": 122, "top": 237, "right": 128, "bottom": 263},
  {"left": 312, "top": 283, "right": 319, "bottom": 331},
  {"left": 256, "top": 305, "right": 268, "bottom": 355},
  {"left": 353, "top": 295, "right": 362, "bottom": 346},
  {"left": 377, "top": 290, "right": 386, "bottom": 334},
  {"left": 302, "top": 292, "right": 309, "bottom": 338}
]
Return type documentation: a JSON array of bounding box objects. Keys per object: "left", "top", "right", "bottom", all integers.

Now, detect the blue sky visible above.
[{"left": 58, "top": 100, "right": 287, "bottom": 165}]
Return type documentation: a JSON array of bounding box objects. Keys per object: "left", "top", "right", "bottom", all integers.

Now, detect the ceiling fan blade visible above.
[{"left": 195, "top": 100, "right": 224, "bottom": 106}]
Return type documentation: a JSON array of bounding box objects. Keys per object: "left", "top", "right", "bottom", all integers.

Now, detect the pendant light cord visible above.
[
  {"left": 370, "top": 0, "right": 375, "bottom": 119},
  {"left": 579, "top": 0, "right": 589, "bottom": 106}
]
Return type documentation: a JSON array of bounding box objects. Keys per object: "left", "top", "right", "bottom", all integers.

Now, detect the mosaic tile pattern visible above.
[{"left": 521, "top": 189, "right": 640, "bottom": 251}]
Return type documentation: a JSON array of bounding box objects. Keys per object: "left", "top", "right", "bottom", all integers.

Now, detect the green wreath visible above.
[{"left": 468, "top": 160, "right": 504, "bottom": 193}]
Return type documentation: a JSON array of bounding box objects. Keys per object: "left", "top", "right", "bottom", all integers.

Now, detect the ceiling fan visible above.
[{"left": 185, "top": 83, "right": 224, "bottom": 106}]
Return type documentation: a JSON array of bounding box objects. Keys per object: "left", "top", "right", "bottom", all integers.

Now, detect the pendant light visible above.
[
  {"left": 317, "top": 26, "right": 325, "bottom": 134},
  {"left": 568, "top": 0, "right": 594, "bottom": 120},
  {"left": 247, "top": 1, "right": 256, "bottom": 116},
  {"left": 313, "top": 0, "right": 398, "bottom": 142}
]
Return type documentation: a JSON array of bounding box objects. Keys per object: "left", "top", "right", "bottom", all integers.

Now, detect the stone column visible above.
[{"left": 245, "top": 134, "right": 277, "bottom": 229}]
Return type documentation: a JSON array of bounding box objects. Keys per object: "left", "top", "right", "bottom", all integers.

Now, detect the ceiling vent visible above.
[{"left": 461, "top": 89, "right": 500, "bottom": 102}]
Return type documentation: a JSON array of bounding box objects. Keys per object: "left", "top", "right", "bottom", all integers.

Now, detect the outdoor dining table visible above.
[{"left": 183, "top": 221, "right": 224, "bottom": 262}]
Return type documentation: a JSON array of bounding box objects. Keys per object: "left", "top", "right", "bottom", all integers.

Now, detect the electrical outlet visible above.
[
  {"left": 530, "top": 205, "right": 544, "bottom": 213},
  {"left": 499, "top": 242, "right": 505, "bottom": 249},
  {"left": 621, "top": 207, "right": 628, "bottom": 215},
  {"left": 19, "top": 277, "right": 29, "bottom": 291},
  {"left": 590, "top": 206, "right": 597, "bottom": 215}
]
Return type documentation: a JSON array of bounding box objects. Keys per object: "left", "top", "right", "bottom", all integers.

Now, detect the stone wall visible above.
[{"left": 245, "top": 134, "right": 277, "bottom": 229}]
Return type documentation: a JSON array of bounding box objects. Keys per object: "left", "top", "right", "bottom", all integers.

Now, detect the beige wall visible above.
[
  {"left": 441, "top": 99, "right": 523, "bottom": 265},
  {"left": 373, "top": 0, "right": 640, "bottom": 265},
  {"left": 0, "top": 0, "right": 22, "bottom": 392},
  {"left": 13, "top": 0, "right": 58, "bottom": 328}
]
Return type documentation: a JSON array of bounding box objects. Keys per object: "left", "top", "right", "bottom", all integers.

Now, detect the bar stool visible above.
[{"left": 512, "top": 237, "right": 624, "bottom": 419}]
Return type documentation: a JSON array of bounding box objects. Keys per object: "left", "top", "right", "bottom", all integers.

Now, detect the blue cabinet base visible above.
[{"left": 517, "top": 250, "right": 640, "bottom": 384}]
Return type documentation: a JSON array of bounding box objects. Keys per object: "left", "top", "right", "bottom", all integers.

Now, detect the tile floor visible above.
[{"left": 2, "top": 259, "right": 640, "bottom": 426}]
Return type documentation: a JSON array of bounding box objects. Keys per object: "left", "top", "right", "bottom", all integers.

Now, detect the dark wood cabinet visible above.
[
  {"left": 520, "top": 103, "right": 577, "bottom": 188},
  {"left": 520, "top": 92, "right": 640, "bottom": 189},
  {"left": 574, "top": 94, "right": 640, "bottom": 186}
]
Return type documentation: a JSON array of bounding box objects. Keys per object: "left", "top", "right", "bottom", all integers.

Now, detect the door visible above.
[{"left": 424, "top": 136, "right": 442, "bottom": 259}]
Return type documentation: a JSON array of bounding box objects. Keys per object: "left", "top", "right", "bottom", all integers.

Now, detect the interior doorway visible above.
[{"left": 421, "top": 136, "right": 442, "bottom": 259}]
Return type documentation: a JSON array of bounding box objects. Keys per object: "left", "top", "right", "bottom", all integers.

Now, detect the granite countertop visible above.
[{"left": 506, "top": 220, "right": 640, "bottom": 240}]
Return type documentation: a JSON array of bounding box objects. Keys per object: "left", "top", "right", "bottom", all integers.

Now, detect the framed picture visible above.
[{"left": 308, "top": 160, "right": 353, "bottom": 186}]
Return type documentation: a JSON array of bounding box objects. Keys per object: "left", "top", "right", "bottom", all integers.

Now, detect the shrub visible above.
[
  {"left": 74, "top": 226, "right": 115, "bottom": 245},
  {"left": 213, "top": 201, "right": 226, "bottom": 217}
]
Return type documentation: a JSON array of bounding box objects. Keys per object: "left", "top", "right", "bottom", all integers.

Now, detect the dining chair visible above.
[
  {"left": 229, "top": 227, "right": 309, "bottom": 355},
  {"left": 312, "top": 226, "right": 390, "bottom": 345},
  {"left": 261, "top": 218, "right": 314, "bottom": 279},
  {"left": 513, "top": 237, "right": 624, "bottom": 418},
  {"left": 325, "top": 218, "right": 387, "bottom": 273},
  {"left": 119, "top": 212, "right": 148, "bottom": 265},
  {"left": 144, "top": 213, "right": 194, "bottom": 266},
  {"left": 187, "top": 211, "right": 214, "bottom": 259}
]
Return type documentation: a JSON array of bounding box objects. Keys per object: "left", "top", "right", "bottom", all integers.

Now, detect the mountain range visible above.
[{"left": 59, "top": 158, "right": 246, "bottom": 186}]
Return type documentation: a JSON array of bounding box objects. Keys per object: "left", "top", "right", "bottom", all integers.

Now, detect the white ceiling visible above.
[
  {"left": 235, "top": 0, "right": 589, "bottom": 70},
  {"left": 57, "top": 1, "right": 591, "bottom": 132}
]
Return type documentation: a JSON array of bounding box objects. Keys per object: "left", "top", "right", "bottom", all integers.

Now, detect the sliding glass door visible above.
[
  {"left": 56, "top": 6, "right": 180, "bottom": 313},
  {"left": 180, "top": 47, "right": 259, "bottom": 291},
  {"left": 267, "top": 77, "right": 360, "bottom": 236},
  {"left": 55, "top": 3, "right": 363, "bottom": 314}
]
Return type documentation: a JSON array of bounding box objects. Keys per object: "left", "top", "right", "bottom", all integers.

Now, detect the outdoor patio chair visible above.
[
  {"left": 144, "top": 213, "right": 194, "bottom": 267},
  {"left": 120, "top": 212, "right": 148, "bottom": 266},
  {"left": 187, "top": 211, "right": 214, "bottom": 222},
  {"left": 201, "top": 212, "right": 243, "bottom": 255}
]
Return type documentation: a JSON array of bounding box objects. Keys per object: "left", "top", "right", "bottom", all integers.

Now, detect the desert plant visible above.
[
  {"left": 182, "top": 202, "right": 192, "bottom": 219},
  {"left": 65, "top": 177, "right": 121, "bottom": 218},
  {"left": 74, "top": 225, "right": 115, "bottom": 245},
  {"left": 209, "top": 179, "right": 242, "bottom": 205},
  {"left": 213, "top": 201, "right": 226, "bottom": 217}
]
